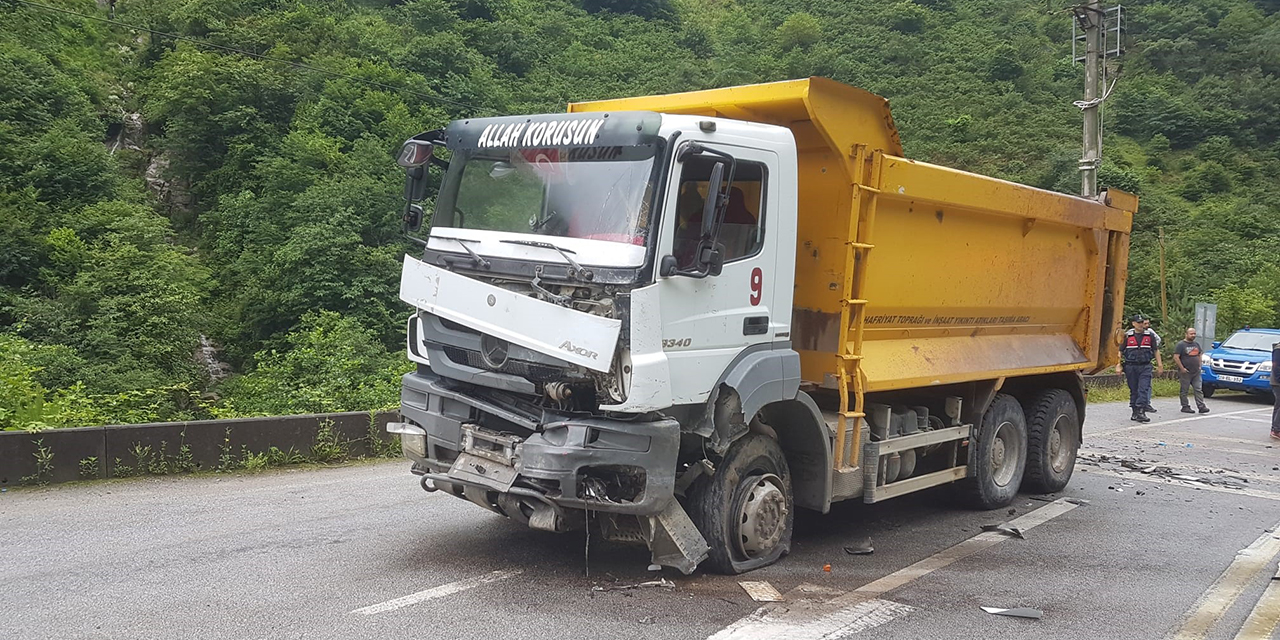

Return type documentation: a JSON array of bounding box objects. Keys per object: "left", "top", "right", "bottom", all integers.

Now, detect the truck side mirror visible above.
[
  {"left": 397, "top": 140, "right": 434, "bottom": 169},
  {"left": 659, "top": 254, "right": 679, "bottom": 277},
  {"left": 403, "top": 203, "right": 425, "bottom": 232},
  {"left": 1212, "top": 341, "right": 1221, "bottom": 349},
  {"left": 398, "top": 139, "right": 435, "bottom": 204},
  {"left": 701, "top": 162, "right": 725, "bottom": 237},
  {"left": 702, "top": 245, "right": 724, "bottom": 276}
]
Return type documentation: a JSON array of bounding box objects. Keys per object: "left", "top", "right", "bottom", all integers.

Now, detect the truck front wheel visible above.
[
  {"left": 1021, "top": 389, "right": 1079, "bottom": 494},
  {"left": 685, "top": 434, "right": 794, "bottom": 574},
  {"left": 959, "top": 393, "right": 1027, "bottom": 509}
]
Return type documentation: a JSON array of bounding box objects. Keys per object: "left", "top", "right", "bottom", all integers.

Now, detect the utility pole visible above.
[
  {"left": 1159, "top": 227, "right": 1168, "bottom": 329},
  {"left": 1076, "top": 1, "right": 1103, "bottom": 198}
]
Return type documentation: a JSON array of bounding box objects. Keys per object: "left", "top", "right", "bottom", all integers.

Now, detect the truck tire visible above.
[
  {"left": 685, "top": 434, "right": 793, "bottom": 574},
  {"left": 1021, "top": 389, "right": 1079, "bottom": 494},
  {"left": 958, "top": 393, "right": 1027, "bottom": 510},
  {"left": 1202, "top": 384, "right": 1216, "bottom": 398}
]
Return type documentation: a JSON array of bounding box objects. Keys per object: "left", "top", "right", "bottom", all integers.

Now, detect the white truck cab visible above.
[{"left": 392, "top": 110, "right": 800, "bottom": 573}]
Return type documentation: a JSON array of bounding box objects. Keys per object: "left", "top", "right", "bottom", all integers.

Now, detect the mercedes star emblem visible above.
[{"left": 479, "top": 334, "right": 509, "bottom": 369}]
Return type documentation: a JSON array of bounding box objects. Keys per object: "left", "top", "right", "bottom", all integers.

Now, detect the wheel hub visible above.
[
  {"left": 1049, "top": 414, "right": 1072, "bottom": 473},
  {"left": 735, "top": 474, "right": 787, "bottom": 559},
  {"left": 989, "top": 420, "right": 1021, "bottom": 487}
]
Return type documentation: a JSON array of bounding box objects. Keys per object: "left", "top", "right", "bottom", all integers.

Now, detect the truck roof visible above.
[{"left": 569, "top": 77, "right": 905, "bottom": 158}]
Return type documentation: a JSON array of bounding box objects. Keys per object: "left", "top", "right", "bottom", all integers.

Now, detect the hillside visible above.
[{"left": 2, "top": 0, "right": 1278, "bottom": 428}]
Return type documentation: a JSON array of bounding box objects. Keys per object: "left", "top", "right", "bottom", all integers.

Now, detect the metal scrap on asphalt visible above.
[
  {"left": 980, "top": 524, "right": 1026, "bottom": 539},
  {"left": 591, "top": 578, "right": 675, "bottom": 592},
  {"left": 844, "top": 537, "right": 875, "bottom": 555},
  {"left": 981, "top": 606, "right": 1043, "bottom": 619},
  {"left": 739, "top": 580, "right": 784, "bottom": 602}
]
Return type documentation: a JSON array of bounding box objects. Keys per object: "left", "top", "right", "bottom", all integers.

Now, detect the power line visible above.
[{"left": 11, "top": 0, "right": 484, "bottom": 113}]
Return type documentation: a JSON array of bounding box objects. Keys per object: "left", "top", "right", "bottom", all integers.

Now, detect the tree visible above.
[{"left": 1212, "top": 284, "right": 1277, "bottom": 334}]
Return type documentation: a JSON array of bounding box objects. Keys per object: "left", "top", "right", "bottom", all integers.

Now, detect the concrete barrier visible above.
[
  {"left": 1085, "top": 371, "right": 1178, "bottom": 390},
  {"left": 0, "top": 411, "right": 397, "bottom": 486}
]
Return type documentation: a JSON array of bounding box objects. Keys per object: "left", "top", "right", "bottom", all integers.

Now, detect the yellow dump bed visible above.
[{"left": 571, "top": 78, "right": 1135, "bottom": 393}]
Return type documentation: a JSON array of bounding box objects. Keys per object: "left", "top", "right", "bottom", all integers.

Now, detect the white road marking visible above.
[
  {"left": 1233, "top": 566, "right": 1280, "bottom": 640},
  {"left": 1082, "top": 468, "right": 1280, "bottom": 502},
  {"left": 1090, "top": 407, "right": 1268, "bottom": 438},
  {"left": 1171, "top": 521, "right": 1280, "bottom": 640},
  {"left": 854, "top": 498, "right": 1078, "bottom": 596},
  {"left": 350, "top": 569, "right": 522, "bottom": 615},
  {"left": 708, "top": 499, "right": 1079, "bottom": 639},
  {"left": 709, "top": 584, "right": 914, "bottom": 640},
  {"left": 1227, "top": 416, "right": 1274, "bottom": 425}
]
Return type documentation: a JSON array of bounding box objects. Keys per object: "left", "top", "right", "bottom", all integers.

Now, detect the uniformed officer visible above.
[
  {"left": 1270, "top": 340, "right": 1279, "bottom": 441},
  {"left": 1115, "top": 314, "right": 1164, "bottom": 422}
]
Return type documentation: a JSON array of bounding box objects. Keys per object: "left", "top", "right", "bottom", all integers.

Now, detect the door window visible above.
[{"left": 672, "top": 157, "right": 766, "bottom": 269}]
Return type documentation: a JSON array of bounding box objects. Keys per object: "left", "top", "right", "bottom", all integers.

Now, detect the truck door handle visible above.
[{"left": 743, "top": 316, "right": 769, "bottom": 336}]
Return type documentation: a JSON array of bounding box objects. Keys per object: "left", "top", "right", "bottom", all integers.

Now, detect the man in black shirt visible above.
[{"left": 1174, "top": 327, "right": 1209, "bottom": 414}]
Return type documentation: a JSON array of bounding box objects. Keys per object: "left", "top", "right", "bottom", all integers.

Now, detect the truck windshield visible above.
[
  {"left": 1219, "top": 332, "right": 1279, "bottom": 352},
  {"left": 435, "top": 146, "right": 658, "bottom": 247}
]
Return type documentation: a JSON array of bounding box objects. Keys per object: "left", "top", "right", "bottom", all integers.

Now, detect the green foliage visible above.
[
  {"left": 3, "top": 0, "right": 1280, "bottom": 430},
  {"left": 311, "top": 419, "right": 348, "bottom": 462},
  {"left": 79, "top": 456, "right": 100, "bottom": 479},
  {"left": 214, "top": 312, "right": 410, "bottom": 417},
  {"left": 582, "top": 0, "right": 674, "bottom": 21},
  {"left": 777, "top": 13, "right": 822, "bottom": 51},
  {"left": 1212, "top": 284, "right": 1277, "bottom": 333},
  {"left": 21, "top": 439, "right": 55, "bottom": 485}
]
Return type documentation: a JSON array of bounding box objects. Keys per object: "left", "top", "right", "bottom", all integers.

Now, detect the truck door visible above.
[{"left": 657, "top": 142, "right": 779, "bottom": 405}]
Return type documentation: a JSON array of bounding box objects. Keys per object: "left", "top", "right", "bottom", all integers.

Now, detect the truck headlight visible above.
[
  {"left": 1260, "top": 361, "right": 1273, "bottom": 373},
  {"left": 1201, "top": 353, "right": 1212, "bottom": 366}
]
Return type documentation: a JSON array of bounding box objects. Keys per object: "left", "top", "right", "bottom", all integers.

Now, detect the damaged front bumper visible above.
[{"left": 392, "top": 370, "right": 709, "bottom": 573}]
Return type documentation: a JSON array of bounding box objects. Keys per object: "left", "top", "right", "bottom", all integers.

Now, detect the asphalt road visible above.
[{"left": 3, "top": 395, "right": 1279, "bottom": 640}]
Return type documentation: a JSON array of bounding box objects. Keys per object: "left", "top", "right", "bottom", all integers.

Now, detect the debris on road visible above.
[
  {"left": 1078, "top": 453, "right": 1250, "bottom": 490},
  {"left": 823, "top": 563, "right": 832, "bottom": 573},
  {"left": 981, "top": 606, "right": 1043, "bottom": 619},
  {"left": 739, "top": 581, "right": 783, "bottom": 602},
  {"left": 844, "top": 537, "right": 875, "bottom": 555},
  {"left": 590, "top": 578, "right": 675, "bottom": 592},
  {"left": 1065, "top": 497, "right": 1091, "bottom": 506},
  {"left": 981, "top": 524, "right": 1026, "bottom": 539}
]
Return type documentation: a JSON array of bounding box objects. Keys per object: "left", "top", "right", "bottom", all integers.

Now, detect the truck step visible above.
[{"left": 864, "top": 466, "right": 968, "bottom": 503}]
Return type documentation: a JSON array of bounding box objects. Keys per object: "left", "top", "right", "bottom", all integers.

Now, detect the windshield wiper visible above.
[
  {"left": 500, "top": 239, "right": 594, "bottom": 281},
  {"left": 432, "top": 234, "right": 490, "bottom": 269}
]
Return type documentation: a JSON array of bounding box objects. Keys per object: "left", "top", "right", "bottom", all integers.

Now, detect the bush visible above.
[
  {"left": 777, "top": 13, "right": 822, "bottom": 51},
  {"left": 214, "top": 311, "right": 410, "bottom": 417}
]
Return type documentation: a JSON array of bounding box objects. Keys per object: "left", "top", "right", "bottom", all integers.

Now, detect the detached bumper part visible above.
[
  {"left": 643, "top": 500, "right": 711, "bottom": 575},
  {"left": 397, "top": 369, "right": 712, "bottom": 573}
]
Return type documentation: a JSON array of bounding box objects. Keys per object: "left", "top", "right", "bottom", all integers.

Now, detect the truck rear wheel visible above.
[
  {"left": 685, "top": 434, "right": 793, "bottom": 574},
  {"left": 1021, "top": 389, "right": 1079, "bottom": 494},
  {"left": 959, "top": 393, "right": 1027, "bottom": 510}
]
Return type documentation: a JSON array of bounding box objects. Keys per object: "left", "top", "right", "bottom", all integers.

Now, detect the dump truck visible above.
[{"left": 387, "top": 78, "right": 1136, "bottom": 574}]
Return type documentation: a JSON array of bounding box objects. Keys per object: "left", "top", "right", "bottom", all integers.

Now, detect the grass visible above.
[{"left": 1086, "top": 378, "right": 1184, "bottom": 403}]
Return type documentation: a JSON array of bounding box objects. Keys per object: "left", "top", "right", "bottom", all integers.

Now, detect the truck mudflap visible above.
[{"left": 395, "top": 369, "right": 711, "bottom": 573}]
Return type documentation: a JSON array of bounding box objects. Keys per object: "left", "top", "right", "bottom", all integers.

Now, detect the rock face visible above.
[
  {"left": 107, "top": 112, "right": 144, "bottom": 154},
  {"left": 145, "top": 152, "right": 195, "bottom": 214},
  {"left": 195, "top": 335, "right": 233, "bottom": 383}
]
